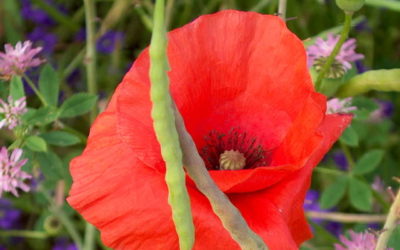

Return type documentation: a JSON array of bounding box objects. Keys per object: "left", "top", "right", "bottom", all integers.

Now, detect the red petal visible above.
[
  {"left": 228, "top": 113, "right": 352, "bottom": 247},
  {"left": 68, "top": 10, "right": 353, "bottom": 250}
]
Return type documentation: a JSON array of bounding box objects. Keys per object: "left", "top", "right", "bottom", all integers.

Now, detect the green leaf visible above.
[
  {"left": 25, "top": 135, "right": 48, "bottom": 152},
  {"left": 339, "top": 125, "right": 359, "bottom": 147},
  {"left": 36, "top": 151, "right": 63, "bottom": 181},
  {"left": 40, "top": 131, "right": 81, "bottom": 146},
  {"left": 353, "top": 150, "right": 385, "bottom": 175},
  {"left": 352, "top": 96, "right": 379, "bottom": 112},
  {"left": 10, "top": 76, "right": 25, "bottom": 100},
  {"left": 59, "top": 93, "right": 97, "bottom": 118},
  {"left": 39, "top": 65, "right": 60, "bottom": 107},
  {"left": 320, "top": 176, "right": 349, "bottom": 209},
  {"left": 388, "top": 226, "right": 400, "bottom": 249},
  {"left": 23, "top": 106, "right": 58, "bottom": 126},
  {"left": 349, "top": 177, "right": 372, "bottom": 212}
]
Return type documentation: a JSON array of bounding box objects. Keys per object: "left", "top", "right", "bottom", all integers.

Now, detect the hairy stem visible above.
[
  {"left": 174, "top": 107, "right": 268, "bottom": 250},
  {"left": 314, "top": 12, "right": 353, "bottom": 91},
  {"left": 149, "top": 0, "right": 195, "bottom": 249}
]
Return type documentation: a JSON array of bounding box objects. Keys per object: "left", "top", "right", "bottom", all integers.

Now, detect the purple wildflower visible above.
[
  {"left": 53, "top": 238, "right": 78, "bottom": 250},
  {"left": 0, "top": 198, "right": 21, "bottom": 229},
  {"left": 332, "top": 151, "right": 348, "bottom": 170},
  {"left": 96, "top": 31, "right": 124, "bottom": 54},
  {"left": 335, "top": 230, "right": 393, "bottom": 250},
  {"left": 307, "top": 33, "right": 364, "bottom": 77},
  {"left": 326, "top": 98, "right": 357, "bottom": 114},
  {"left": 0, "top": 41, "right": 44, "bottom": 79},
  {"left": 20, "top": 0, "right": 55, "bottom": 26},
  {"left": 372, "top": 176, "right": 385, "bottom": 193},
  {"left": 0, "top": 147, "right": 31, "bottom": 197},
  {"left": 0, "top": 96, "right": 28, "bottom": 130},
  {"left": 28, "top": 27, "right": 58, "bottom": 54},
  {"left": 369, "top": 100, "right": 394, "bottom": 123}
]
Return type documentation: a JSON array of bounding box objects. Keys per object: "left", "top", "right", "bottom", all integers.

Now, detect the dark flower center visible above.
[{"left": 200, "top": 128, "right": 269, "bottom": 170}]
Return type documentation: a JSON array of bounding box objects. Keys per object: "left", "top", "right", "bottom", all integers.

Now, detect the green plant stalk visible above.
[
  {"left": 336, "top": 69, "right": 400, "bottom": 97},
  {"left": 0, "top": 230, "right": 49, "bottom": 239},
  {"left": 41, "top": 190, "right": 83, "bottom": 249},
  {"left": 174, "top": 107, "right": 268, "bottom": 250},
  {"left": 340, "top": 141, "right": 355, "bottom": 168},
  {"left": 314, "top": 12, "right": 353, "bottom": 91},
  {"left": 83, "top": 0, "right": 98, "bottom": 123},
  {"left": 303, "top": 15, "right": 364, "bottom": 47},
  {"left": 149, "top": 0, "right": 194, "bottom": 249},
  {"left": 251, "top": 0, "right": 271, "bottom": 12},
  {"left": 165, "top": 0, "right": 176, "bottom": 29},
  {"left": 375, "top": 189, "right": 400, "bottom": 250},
  {"left": 314, "top": 167, "right": 344, "bottom": 176},
  {"left": 22, "top": 74, "right": 48, "bottom": 106},
  {"left": 278, "top": 0, "right": 287, "bottom": 20},
  {"left": 83, "top": 223, "right": 96, "bottom": 250},
  {"left": 83, "top": 0, "right": 98, "bottom": 248}
]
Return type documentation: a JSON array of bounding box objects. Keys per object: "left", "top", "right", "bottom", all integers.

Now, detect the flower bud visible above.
[
  {"left": 336, "top": 0, "right": 365, "bottom": 12},
  {"left": 44, "top": 215, "right": 62, "bottom": 235}
]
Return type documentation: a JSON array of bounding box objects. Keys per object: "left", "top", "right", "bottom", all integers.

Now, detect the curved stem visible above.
[
  {"left": 375, "top": 188, "right": 400, "bottom": 250},
  {"left": 174, "top": 107, "right": 268, "bottom": 250},
  {"left": 149, "top": 0, "right": 195, "bottom": 249},
  {"left": 314, "top": 12, "right": 353, "bottom": 91},
  {"left": 22, "top": 74, "right": 47, "bottom": 106}
]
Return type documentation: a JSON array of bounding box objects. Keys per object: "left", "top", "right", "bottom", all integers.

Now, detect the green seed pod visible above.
[
  {"left": 336, "top": 0, "right": 365, "bottom": 13},
  {"left": 149, "top": 0, "right": 195, "bottom": 249},
  {"left": 44, "top": 215, "right": 62, "bottom": 235},
  {"left": 336, "top": 69, "right": 400, "bottom": 97}
]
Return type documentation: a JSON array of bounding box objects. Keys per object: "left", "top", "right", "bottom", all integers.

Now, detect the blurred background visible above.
[{"left": 0, "top": 0, "right": 399, "bottom": 249}]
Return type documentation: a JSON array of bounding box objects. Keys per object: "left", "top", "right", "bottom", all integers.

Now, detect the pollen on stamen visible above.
[{"left": 200, "top": 128, "right": 269, "bottom": 170}]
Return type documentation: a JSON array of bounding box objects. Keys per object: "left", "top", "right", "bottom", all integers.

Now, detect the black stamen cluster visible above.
[{"left": 200, "top": 128, "right": 269, "bottom": 170}]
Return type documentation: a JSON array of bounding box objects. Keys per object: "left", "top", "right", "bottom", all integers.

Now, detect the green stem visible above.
[
  {"left": 83, "top": 223, "right": 96, "bottom": 250},
  {"left": 83, "top": 0, "right": 98, "bottom": 123},
  {"left": 22, "top": 74, "right": 48, "bottom": 106},
  {"left": 174, "top": 108, "right": 268, "bottom": 250},
  {"left": 62, "top": 49, "right": 86, "bottom": 79},
  {"left": 149, "top": 0, "right": 194, "bottom": 249},
  {"left": 0, "top": 230, "right": 49, "bottom": 239},
  {"left": 340, "top": 141, "right": 355, "bottom": 168},
  {"left": 165, "top": 0, "right": 175, "bottom": 29},
  {"left": 314, "top": 167, "right": 344, "bottom": 176},
  {"left": 314, "top": 12, "right": 353, "bottom": 91},
  {"left": 375, "top": 189, "right": 400, "bottom": 250},
  {"left": 82, "top": 0, "right": 99, "bottom": 248},
  {"left": 278, "top": 0, "right": 287, "bottom": 20},
  {"left": 251, "top": 0, "right": 271, "bottom": 12},
  {"left": 41, "top": 190, "right": 83, "bottom": 249}
]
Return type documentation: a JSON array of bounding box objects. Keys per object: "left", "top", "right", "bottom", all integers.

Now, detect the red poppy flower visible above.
[{"left": 68, "top": 10, "right": 352, "bottom": 250}]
